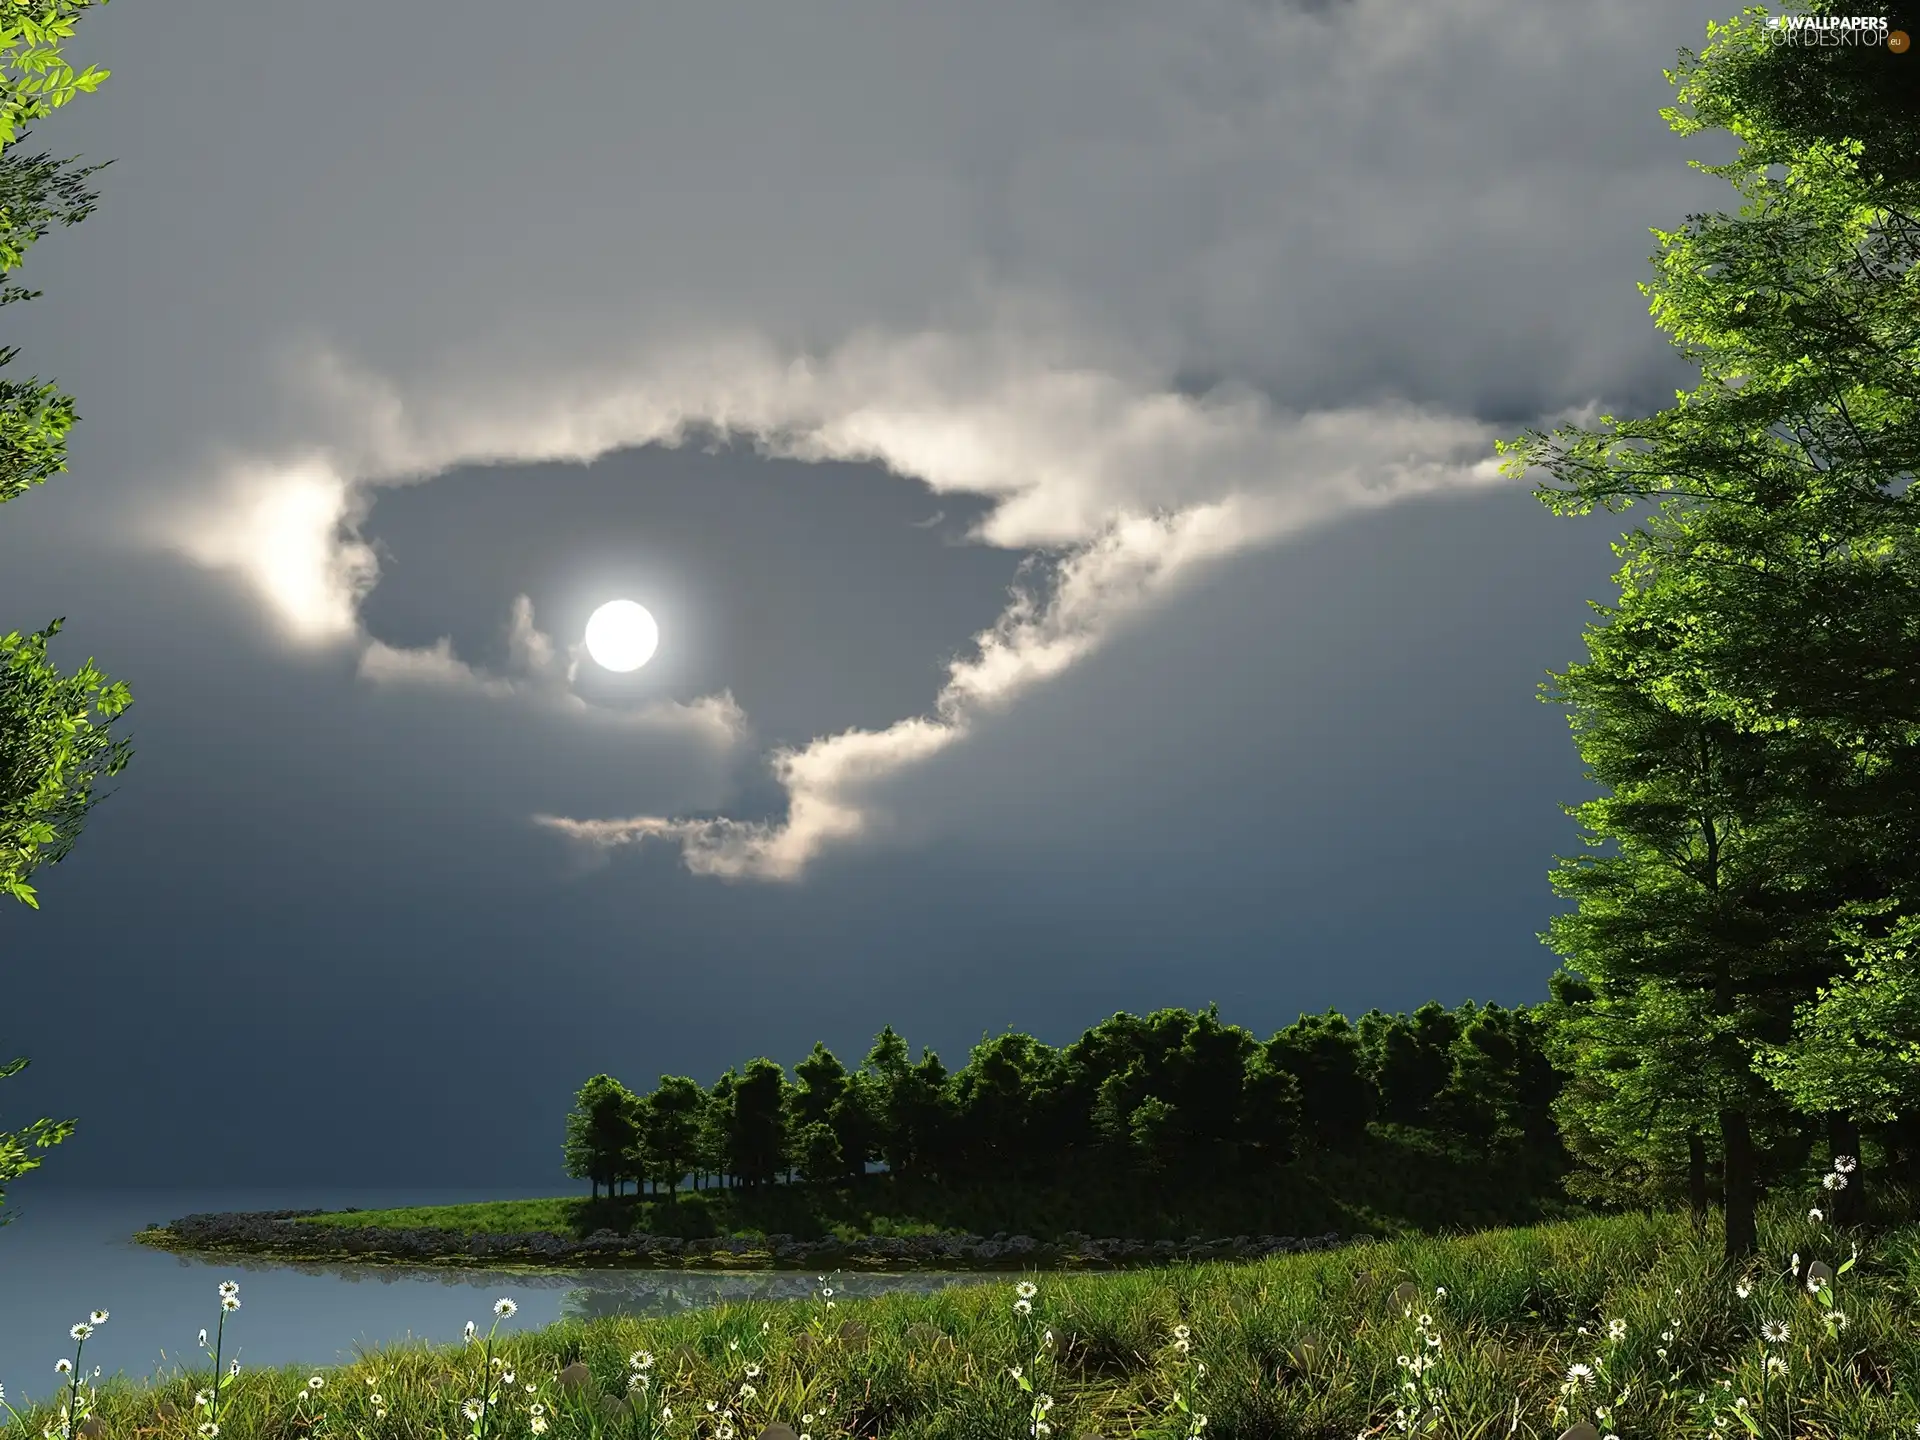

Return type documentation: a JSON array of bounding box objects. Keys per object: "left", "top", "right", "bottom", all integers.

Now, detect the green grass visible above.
[
  {"left": 290, "top": 1128, "right": 1581, "bottom": 1249},
  {"left": 18, "top": 1169, "right": 1920, "bottom": 1440}
]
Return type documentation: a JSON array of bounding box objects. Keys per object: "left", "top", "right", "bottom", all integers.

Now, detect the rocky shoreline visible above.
[{"left": 137, "top": 1209, "right": 1362, "bottom": 1272}]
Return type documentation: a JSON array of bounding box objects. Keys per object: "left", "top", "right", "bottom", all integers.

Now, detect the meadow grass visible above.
[{"left": 10, "top": 1162, "right": 1917, "bottom": 1440}]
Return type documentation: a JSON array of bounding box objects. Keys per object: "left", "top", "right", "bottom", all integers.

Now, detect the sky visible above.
[{"left": 0, "top": 0, "right": 1746, "bottom": 1189}]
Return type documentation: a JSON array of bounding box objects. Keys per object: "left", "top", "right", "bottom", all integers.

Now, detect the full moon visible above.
[{"left": 584, "top": 599, "right": 659, "bottom": 672}]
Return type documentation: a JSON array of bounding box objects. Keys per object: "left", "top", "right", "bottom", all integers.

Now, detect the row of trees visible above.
[
  {"left": 561, "top": 999, "right": 1568, "bottom": 1199},
  {"left": 1507, "top": 2, "right": 1920, "bottom": 1258}
]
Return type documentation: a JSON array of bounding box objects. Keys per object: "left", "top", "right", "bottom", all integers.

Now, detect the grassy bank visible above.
[
  {"left": 18, "top": 1175, "right": 1920, "bottom": 1440},
  {"left": 290, "top": 1127, "right": 1582, "bottom": 1249}
]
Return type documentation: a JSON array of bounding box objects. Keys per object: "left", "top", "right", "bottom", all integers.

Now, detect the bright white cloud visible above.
[{"left": 159, "top": 323, "right": 1513, "bottom": 880}]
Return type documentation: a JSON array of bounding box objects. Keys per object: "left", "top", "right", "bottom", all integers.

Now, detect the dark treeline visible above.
[{"left": 561, "top": 999, "right": 1568, "bottom": 1202}]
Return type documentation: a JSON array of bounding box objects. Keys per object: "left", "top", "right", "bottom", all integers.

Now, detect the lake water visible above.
[{"left": 0, "top": 1188, "right": 1010, "bottom": 1408}]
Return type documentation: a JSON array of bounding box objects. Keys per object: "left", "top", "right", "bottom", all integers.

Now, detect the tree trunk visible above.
[
  {"left": 1827, "top": 1112, "right": 1865, "bottom": 1226},
  {"left": 1720, "top": 1108, "right": 1759, "bottom": 1261},
  {"left": 1688, "top": 1131, "right": 1710, "bottom": 1231}
]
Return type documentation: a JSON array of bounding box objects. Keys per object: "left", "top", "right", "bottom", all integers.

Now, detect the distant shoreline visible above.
[{"left": 135, "top": 1207, "right": 1357, "bottom": 1272}]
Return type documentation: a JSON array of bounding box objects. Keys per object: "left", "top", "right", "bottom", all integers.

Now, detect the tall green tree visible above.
[
  {"left": 1500, "top": 2, "right": 1920, "bottom": 1256},
  {"left": 562, "top": 1074, "right": 640, "bottom": 1201},
  {"left": 640, "top": 1075, "right": 704, "bottom": 1197},
  {"left": 698, "top": 1068, "right": 739, "bottom": 1191},
  {"left": 1359, "top": 1003, "right": 1460, "bottom": 1129},
  {"left": 0, "top": 0, "right": 117, "bottom": 1224},
  {"left": 1, "top": 0, "right": 122, "bottom": 910},
  {"left": 727, "top": 1058, "right": 789, "bottom": 1189},
  {"left": 1264, "top": 1010, "right": 1373, "bottom": 1148},
  {"left": 950, "top": 1030, "right": 1064, "bottom": 1180}
]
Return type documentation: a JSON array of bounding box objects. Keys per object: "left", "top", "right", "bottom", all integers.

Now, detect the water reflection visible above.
[{"left": 153, "top": 1245, "right": 1010, "bottom": 1322}]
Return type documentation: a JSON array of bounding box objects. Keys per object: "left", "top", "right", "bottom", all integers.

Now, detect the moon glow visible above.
[{"left": 584, "top": 599, "right": 659, "bottom": 672}]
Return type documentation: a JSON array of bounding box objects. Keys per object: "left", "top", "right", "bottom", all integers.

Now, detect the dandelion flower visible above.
[
  {"left": 1014, "top": 1299, "right": 1032, "bottom": 1316},
  {"left": 820, "top": 1287, "right": 833, "bottom": 1299},
  {"left": 494, "top": 1298, "right": 516, "bottom": 1318},
  {"left": 1607, "top": 1319, "right": 1626, "bottom": 1341},
  {"left": 195, "top": 1392, "right": 211, "bottom": 1408},
  {"left": 529, "top": 1419, "right": 546, "bottom": 1435},
  {"left": 371, "top": 1396, "right": 385, "bottom": 1408},
  {"left": 660, "top": 1407, "right": 672, "bottom": 1423},
  {"left": 1009, "top": 1365, "right": 1023, "bottom": 1381},
  {"left": 1823, "top": 1172, "right": 1847, "bottom": 1191},
  {"left": 309, "top": 1376, "right": 325, "bottom": 1391},
  {"left": 220, "top": 1297, "right": 239, "bottom": 1313},
  {"left": 1829, "top": 1310, "right": 1849, "bottom": 1331},
  {"left": 744, "top": 1363, "right": 761, "bottom": 1379},
  {"left": 529, "top": 1405, "right": 545, "bottom": 1419},
  {"left": 464, "top": 1321, "right": 477, "bottom": 1343},
  {"left": 1174, "top": 1324, "right": 1191, "bottom": 1341},
  {"left": 1762, "top": 1320, "right": 1790, "bottom": 1343},
  {"left": 1809, "top": 1208, "right": 1825, "bottom": 1223},
  {"left": 717, "top": 1427, "right": 734, "bottom": 1440},
  {"left": 463, "top": 1399, "right": 484, "bottom": 1423},
  {"left": 1765, "top": 1355, "right": 1787, "bottom": 1375},
  {"left": 1833, "top": 1155, "right": 1857, "bottom": 1173},
  {"left": 503, "top": 1371, "right": 514, "bottom": 1385},
  {"left": 1735, "top": 1280, "right": 1751, "bottom": 1299},
  {"left": 199, "top": 1330, "right": 209, "bottom": 1348},
  {"left": 89, "top": 1311, "right": 108, "bottom": 1325},
  {"left": 69, "top": 1323, "right": 93, "bottom": 1341},
  {"left": 1416, "top": 1313, "right": 1432, "bottom": 1328},
  {"left": 1434, "top": 1286, "right": 1447, "bottom": 1298},
  {"left": 1566, "top": 1363, "right": 1596, "bottom": 1388},
  {"left": 218, "top": 1282, "right": 239, "bottom": 1300},
  {"left": 199, "top": 1425, "right": 219, "bottom": 1438},
  {"left": 229, "top": 1360, "right": 240, "bottom": 1378},
  {"left": 740, "top": 1385, "right": 757, "bottom": 1401},
  {"left": 1016, "top": 1280, "right": 1038, "bottom": 1299},
  {"left": 55, "top": 1360, "right": 72, "bottom": 1376},
  {"left": 631, "top": 1351, "right": 654, "bottom": 1370}
]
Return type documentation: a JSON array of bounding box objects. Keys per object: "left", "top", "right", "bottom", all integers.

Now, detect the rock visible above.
[
  {"left": 599, "top": 1395, "right": 630, "bottom": 1420},
  {"left": 76, "top": 1418, "right": 107, "bottom": 1440},
  {"left": 908, "top": 1322, "right": 957, "bottom": 1355},
  {"left": 1389, "top": 1281, "right": 1421, "bottom": 1315},
  {"left": 1806, "top": 1259, "right": 1834, "bottom": 1290},
  {"left": 837, "top": 1320, "right": 869, "bottom": 1352},
  {"left": 1558, "top": 1424, "right": 1600, "bottom": 1440},
  {"left": 1287, "top": 1333, "right": 1323, "bottom": 1369},
  {"left": 758, "top": 1427, "right": 801, "bottom": 1440},
  {"left": 556, "top": 1362, "right": 592, "bottom": 1392},
  {"left": 154, "top": 1401, "right": 180, "bottom": 1421}
]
